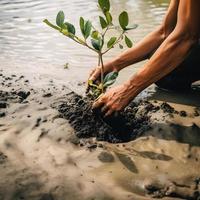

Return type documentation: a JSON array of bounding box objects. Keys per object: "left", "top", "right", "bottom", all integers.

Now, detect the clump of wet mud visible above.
[
  {"left": 0, "top": 152, "right": 7, "bottom": 165},
  {"left": 0, "top": 90, "right": 31, "bottom": 118},
  {"left": 144, "top": 178, "right": 200, "bottom": 199},
  {"left": 160, "top": 102, "right": 175, "bottom": 113},
  {"left": 55, "top": 92, "right": 154, "bottom": 143}
]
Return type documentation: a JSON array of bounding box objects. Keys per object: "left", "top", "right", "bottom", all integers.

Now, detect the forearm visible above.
[
  {"left": 124, "top": 32, "right": 197, "bottom": 97},
  {"left": 107, "top": 26, "right": 166, "bottom": 71}
]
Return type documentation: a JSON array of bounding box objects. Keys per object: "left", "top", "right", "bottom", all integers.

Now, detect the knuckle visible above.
[
  {"left": 101, "top": 96, "right": 106, "bottom": 101},
  {"left": 106, "top": 103, "right": 112, "bottom": 108},
  {"left": 99, "top": 98, "right": 105, "bottom": 104},
  {"left": 108, "top": 107, "right": 114, "bottom": 112},
  {"left": 111, "top": 105, "right": 117, "bottom": 110},
  {"left": 89, "top": 69, "right": 95, "bottom": 75}
]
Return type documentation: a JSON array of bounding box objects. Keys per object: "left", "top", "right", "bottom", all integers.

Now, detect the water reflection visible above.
[{"left": 0, "top": 0, "right": 169, "bottom": 73}]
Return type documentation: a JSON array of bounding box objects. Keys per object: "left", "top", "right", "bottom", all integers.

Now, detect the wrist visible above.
[
  {"left": 123, "top": 75, "right": 143, "bottom": 97},
  {"left": 107, "top": 56, "right": 125, "bottom": 72}
]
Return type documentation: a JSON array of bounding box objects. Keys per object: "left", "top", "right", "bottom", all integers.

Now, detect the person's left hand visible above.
[{"left": 92, "top": 84, "right": 133, "bottom": 117}]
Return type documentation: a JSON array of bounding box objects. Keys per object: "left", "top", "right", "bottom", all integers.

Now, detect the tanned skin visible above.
[{"left": 89, "top": 0, "right": 200, "bottom": 117}]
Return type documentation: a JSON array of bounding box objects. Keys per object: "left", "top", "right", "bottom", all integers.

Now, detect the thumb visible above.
[{"left": 89, "top": 69, "right": 101, "bottom": 82}]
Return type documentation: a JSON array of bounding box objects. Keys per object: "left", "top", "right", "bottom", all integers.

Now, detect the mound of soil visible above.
[{"left": 54, "top": 92, "right": 154, "bottom": 143}]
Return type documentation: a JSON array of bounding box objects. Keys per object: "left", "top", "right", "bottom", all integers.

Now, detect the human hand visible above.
[
  {"left": 92, "top": 84, "right": 134, "bottom": 117},
  {"left": 88, "top": 61, "right": 119, "bottom": 84}
]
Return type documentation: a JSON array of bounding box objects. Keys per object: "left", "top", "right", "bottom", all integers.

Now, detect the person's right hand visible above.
[{"left": 88, "top": 61, "right": 119, "bottom": 84}]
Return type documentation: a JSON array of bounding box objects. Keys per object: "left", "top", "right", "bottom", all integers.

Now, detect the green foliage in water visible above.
[{"left": 44, "top": 0, "right": 137, "bottom": 98}]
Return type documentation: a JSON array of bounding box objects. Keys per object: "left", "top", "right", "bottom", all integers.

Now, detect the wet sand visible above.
[{"left": 0, "top": 67, "right": 200, "bottom": 200}]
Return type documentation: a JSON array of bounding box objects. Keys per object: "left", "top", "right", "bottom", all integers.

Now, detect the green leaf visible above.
[
  {"left": 107, "top": 37, "right": 117, "bottom": 48},
  {"left": 105, "top": 11, "right": 112, "bottom": 24},
  {"left": 84, "top": 20, "right": 92, "bottom": 39},
  {"left": 125, "top": 35, "right": 133, "bottom": 48},
  {"left": 91, "top": 31, "right": 99, "bottom": 39},
  {"left": 91, "top": 39, "right": 101, "bottom": 51},
  {"left": 98, "top": 0, "right": 110, "bottom": 12},
  {"left": 56, "top": 11, "right": 65, "bottom": 27},
  {"left": 99, "top": 16, "right": 107, "bottom": 29},
  {"left": 80, "top": 17, "right": 85, "bottom": 36},
  {"left": 125, "top": 24, "right": 138, "bottom": 30},
  {"left": 103, "top": 71, "right": 119, "bottom": 87},
  {"left": 64, "top": 22, "right": 76, "bottom": 35},
  {"left": 119, "top": 11, "right": 129, "bottom": 30}
]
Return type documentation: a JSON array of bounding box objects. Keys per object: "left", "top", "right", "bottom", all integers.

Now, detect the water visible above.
[{"left": 0, "top": 0, "right": 169, "bottom": 85}]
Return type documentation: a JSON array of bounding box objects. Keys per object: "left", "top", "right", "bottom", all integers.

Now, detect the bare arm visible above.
[
  {"left": 110, "top": 0, "right": 179, "bottom": 71},
  {"left": 125, "top": 0, "right": 200, "bottom": 98},
  {"left": 89, "top": 0, "right": 179, "bottom": 81},
  {"left": 93, "top": 0, "right": 200, "bottom": 116}
]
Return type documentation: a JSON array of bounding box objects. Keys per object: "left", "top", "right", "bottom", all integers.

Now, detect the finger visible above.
[
  {"left": 101, "top": 104, "right": 109, "bottom": 113},
  {"left": 89, "top": 67, "right": 101, "bottom": 82},
  {"left": 104, "top": 109, "right": 114, "bottom": 117},
  {"left": 90, "top": 72, "right": 100, "bottom": 82},
  {"left": 87, "top": 69, "right": 97, "bottom": 91},
  {"left": 96, "top": 93, "right": 104, "bottom": 101},
  {"left": 86, "top": 84, "right": 90, "bottom": 93},
  {"left": 89, "top": 68, "right": 96, "bottom": 77},
  {"left": 87, "top": 69, "right": 95, "bottom": 84},
  {"left": 92, "top": 98, "right": 105, "bottom": 110}
]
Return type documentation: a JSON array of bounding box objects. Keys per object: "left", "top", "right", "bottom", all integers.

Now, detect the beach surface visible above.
[
  {"left": 1, "top": 0, "right": 200, "bottom": 199},
  {"left": 0, "top": 64, "right": 200, "bottom": 200}
]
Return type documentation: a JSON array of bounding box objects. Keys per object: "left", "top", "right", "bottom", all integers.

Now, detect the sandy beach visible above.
[
  {"left": 0, "top": 0, "right": 200, "bottom": 199},
  {"left": 0, "top": 64, "right": 200, "bottom": 200}
]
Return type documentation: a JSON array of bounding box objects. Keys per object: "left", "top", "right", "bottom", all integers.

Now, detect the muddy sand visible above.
[{"left": 0, "top": 68, "right": 200, "bottom": 200}]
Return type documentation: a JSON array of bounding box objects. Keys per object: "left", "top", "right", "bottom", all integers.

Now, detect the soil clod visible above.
[
  {"left": 0, "top": 112, "right": 6, "bottom": 118},
  {"left": 17, "top": 90, "right": 30, "bottom": 100},
  {"left": 0, "top": 101, "right": 7, "bottom": 108},
  {"left": 42, "top": 93, "right": 52, "bottom": 98},
  {"left": 0, "top": 152, "right": 8, "bottom": 164},
  {"left": 160, "top": 102, "right": 175, "bottom": 114},
  {"left": 180, "top": 110, "right": 187, "bottom": 117}
]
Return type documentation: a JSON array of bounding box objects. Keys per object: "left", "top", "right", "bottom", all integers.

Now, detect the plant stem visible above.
[
  {"left": 98, "top": 54, "right": 101, "bottom": 66},
  {"left": 99, "top": 53, "right": 104, "bottom": 93},
  {"left": 102, "top": 27, "right": 109, "bottom": 38},
  {"left": 73, "top": 35, "right": 98, "bottom": 53}
]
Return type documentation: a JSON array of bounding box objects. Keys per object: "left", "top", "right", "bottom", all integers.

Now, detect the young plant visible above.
[{"left": 43, "top": 0, "right": 137, "bottom": 99}]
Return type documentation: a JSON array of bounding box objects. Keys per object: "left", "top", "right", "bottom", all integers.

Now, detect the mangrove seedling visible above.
[{"left": 44, "top": 0, "right": 137, "bottom": 99}]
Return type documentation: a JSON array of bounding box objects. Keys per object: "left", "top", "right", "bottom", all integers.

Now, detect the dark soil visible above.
[
  {"left": 55, "top": 92, "right": 153, "bottom": 143},
  {"left": 0, "top": 101, "right": 7, "bottom": 108},
  {"left": 160, "top": 102, "right": 175, "bottom": 114},
  {"left": 0, "top": 89, "right": 31, "bottom": 108},
  {"left": 0, "top": 152, "right": 7, "bottom": 164},
  {"left": 194, "top": 107, "right": 200, "bottom": 117},
  {"left": 180, "top": 110, "right": 187, "bottom": 117}
]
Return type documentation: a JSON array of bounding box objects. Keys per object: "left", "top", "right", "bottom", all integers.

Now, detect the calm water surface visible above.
[{"left": 0, "top": 0, "right": 169, "bottom": 84}]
